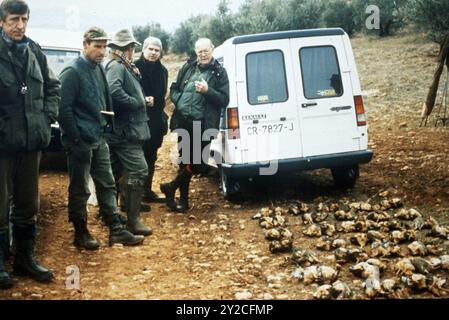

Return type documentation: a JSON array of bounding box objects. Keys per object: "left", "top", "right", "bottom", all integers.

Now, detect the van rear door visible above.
[
  {"left": 290, "top": 36, "right": 360, "bottom": 157},
  {"left": 235, "top": 40, "right": 302, "bottom": 164}
]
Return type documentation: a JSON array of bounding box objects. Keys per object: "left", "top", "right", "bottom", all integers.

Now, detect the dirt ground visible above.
[{"left": 1, "top": 32, "right": 449, "bottom": 300}]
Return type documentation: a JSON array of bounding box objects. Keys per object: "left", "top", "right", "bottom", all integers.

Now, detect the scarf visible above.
[
  {"left": 110, "top": 49, "right": 141, "bottom": 80},
  {"left": 1, "top": 29, "right": 29, "bottom": 60}
]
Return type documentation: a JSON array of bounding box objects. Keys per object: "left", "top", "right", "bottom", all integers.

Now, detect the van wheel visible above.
[
  {"left": 219, "top": 166, "right": 242, "bottom": 201},
  {"left": 331, "top": 165, "right": 359, "bottom": 189}
]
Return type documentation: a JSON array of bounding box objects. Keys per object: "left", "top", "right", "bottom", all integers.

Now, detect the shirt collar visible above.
[{"left": 81, "top": 53, "right": 98, "bottom": 69}]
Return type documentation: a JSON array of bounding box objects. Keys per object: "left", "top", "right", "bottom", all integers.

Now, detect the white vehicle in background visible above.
[
  {"left": 210, "top": 28, "right": 373, "bottom": 199},
  {"left": 26, "top": 28, "right": 83, "bottom": 151}
]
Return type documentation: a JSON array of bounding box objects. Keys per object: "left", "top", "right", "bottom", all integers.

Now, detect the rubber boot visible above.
[
  {"left": 125, "top": 184, "right": 152, "bottom": 236},
  {"left": 143, "top": 163, "right": 165, "bottom": 203},
  {"left": 0, "top": 232, "right": 13, "bottom": 289},
  {"left": 12, "top": 225, "right": 53, "bottom": 283},
  {"left": 119, "top": 175, "right": 151, "bottom": 212},
  {"left": 72, "top": 218, "right": 100, "bottom": 251},
  {"left": 108, "top": 215, "right": 144, "bottom": 246},
  {"left": 160, "top": 167, "right": 190, "bottom": 211},
  {"left": 175, "top": 171, "right": 192, "bottom": 213}
]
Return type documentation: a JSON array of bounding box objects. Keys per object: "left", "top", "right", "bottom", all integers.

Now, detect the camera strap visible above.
[{"left": 6, "top": 49, "right": 28, "bottom": 95}]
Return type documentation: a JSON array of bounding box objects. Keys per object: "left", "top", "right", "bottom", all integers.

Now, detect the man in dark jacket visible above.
[
  {"left": 58, "top": 26, "right": 144, "bottom": 250},
  {"left": 105, "top": 29, "right": 152, "bottom": 237},
  {"left": 135, "top": 36, "right": 168, "bottom": 203},
  {"left": 0, "top": 0, "right": 58, "bottom": 289},
  {"left": 160, "top": 38, "right": 229, "bottom": 213}
]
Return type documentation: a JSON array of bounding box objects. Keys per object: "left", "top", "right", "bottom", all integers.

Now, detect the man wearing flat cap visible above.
[
  {"left": 58, "top": 26, "right": 145, "bottom": 250},
  {"left": 105, "top": 29, "right": 152, "bottom": 237}
]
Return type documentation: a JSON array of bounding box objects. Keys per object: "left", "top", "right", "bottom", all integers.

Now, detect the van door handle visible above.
[{"left": 302, "top": 102, "right": 318, "bottom": 108}]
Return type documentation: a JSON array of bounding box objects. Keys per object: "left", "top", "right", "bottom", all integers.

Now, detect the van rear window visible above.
[
  {"left": 299, "top": 46, "right": 343, "bottom": 99},
  {"left": 42, "top": 49, "right": 80, "bottom": 76},
  {"left": 246, "top": 50, "right": 288, "bottom": 105}
]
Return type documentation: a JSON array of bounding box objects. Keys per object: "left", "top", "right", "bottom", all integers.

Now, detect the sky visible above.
[{"left": 25, "top": 0, "right": 246, "bottom": 33}]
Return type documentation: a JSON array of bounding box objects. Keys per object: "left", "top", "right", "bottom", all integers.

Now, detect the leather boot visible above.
[
  {"left": 0, "top": 232, "right": 13, "bottom": 289},
  {"left": 12, "top": 225, "right": 53, "bottom": 283},
  {"left": 125, "top": 184, "right": 152, "bottom": 236},
  {"left": 108, "top": 215, "right": 144, "bottom": 246},
  {"left": 160, "top": 167, "right": 190, "bottom": 211},
  {"left": 175, "top": 171, "right": 192, "bottom": 213},
  {"left": 72, "top": 218, "right": 100, "bottom": 250},
  {"left": 143, "top": 163, "right": 165, "bottom": 203}
]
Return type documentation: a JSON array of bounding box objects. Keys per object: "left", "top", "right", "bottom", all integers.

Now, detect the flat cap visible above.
[{"left": 83, "top": 26, "right": 109, "bottom": 41}]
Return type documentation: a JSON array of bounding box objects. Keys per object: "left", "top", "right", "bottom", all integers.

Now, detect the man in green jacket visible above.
[
  {"left": 160, "top": 38, "right": 229, "bottom": 213},
  {"left": 0, "top": 0, "right": 58, "bottom": 289},
  {"left": 105, "top": 29, "right": 152, "bottom": 237}
]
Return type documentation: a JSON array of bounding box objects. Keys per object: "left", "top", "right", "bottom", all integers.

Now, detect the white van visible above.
[
  {"left": 209, "top": 28, "right": 373, "bottom": 199},
  {"left": 26, "top": 28, "right": 83, "bottom": 151}
]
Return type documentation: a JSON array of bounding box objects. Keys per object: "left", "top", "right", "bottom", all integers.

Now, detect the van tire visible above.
[
  {"left": 331, "top": 165, "right": 359, "bottom": 189},
  {"left": 219, "top": 166, "right": 242, "bottom": 201}
]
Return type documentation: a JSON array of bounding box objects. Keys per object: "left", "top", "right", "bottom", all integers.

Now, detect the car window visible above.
[
  {"left": 42, "top": 49, "right": 80, "bottom": 76},
  {"left": 246, "top": 50, "right": 288, "bottom": 105},
  {"left": 299, "top": 46, "right": 343, "bottom": 99}
]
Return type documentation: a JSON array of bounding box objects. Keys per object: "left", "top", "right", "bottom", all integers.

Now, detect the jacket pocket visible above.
[
  {"left": 29, "top": 65, "right": 44, "bottom": 99},
  {"left": 32, "top": 113, "right": 52, "bottom": 149},
  {"left": 125, "top": 117, "right": 151, "bottom": 143},
  {"left": 0, "top": 64, "right": 15, "bottom": 87}
]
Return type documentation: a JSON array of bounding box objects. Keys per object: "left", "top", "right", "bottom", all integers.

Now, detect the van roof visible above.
[
  {"left": 232, "top": 28, "right": 345, "bottom": 45},
  {"left": 26, "top": 28, "right": 83, "bottom": 51}
]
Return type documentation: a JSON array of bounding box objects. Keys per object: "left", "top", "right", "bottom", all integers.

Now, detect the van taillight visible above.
[
  {"left": 354, "top": 96, "right": 367, "bottom": 126},
  {"left": 227, "top": 108, "right": 240, "bottom": 139}
]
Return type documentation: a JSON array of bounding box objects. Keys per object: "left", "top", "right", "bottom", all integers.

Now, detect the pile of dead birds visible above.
[{"left": 252, "top": 192, "right": 449, "bottom": 299}]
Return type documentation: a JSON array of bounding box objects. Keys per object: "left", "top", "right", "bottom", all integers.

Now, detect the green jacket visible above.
[
  {"left": 170, "top": 58, "right": 229, "bottom": 131},
  {"left": 59, "top": 56, "right": 114, "bottom": 145},
  {"left": 106, "top": 59, "right": 150, "bottom": 143},
  {"left": 0, "top": 36, "right": 60, "bottom": 154}
]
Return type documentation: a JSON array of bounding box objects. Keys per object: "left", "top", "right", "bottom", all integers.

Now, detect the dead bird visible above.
[
  {"left": 339, "top": 221, "right": 356, "bottom": 233},
  {"left": 313, "top": 285, "right": 333, "bottom": 300},
  {"left": 425, "top": 244, "right": 442, "bottom": 256},
  {"left": 291, "top": 248, "right": 321, "bottom": 266},
  {"left": 401, "top": 273, "right": 430, "bottom": 291},
  {"left": 364, "top": 275, "right": 382, "bottom": 298},
  {"left": 440, "top": 255, "right": 449, "bottom": 270},
  {"left": 331, "top": 280, "right": 352, "bottom": 299},
  {"left": 389, "top": 198, "right": 403, "bottom": 209},
  {"left": 395, "top": 208, "right": 421, "bottom": 221},
  {"left": 332, "top": 238, "right": 347, "bottom": 249},
  {"left": 316, "top": 238, "right": 332, "bottom": 251},
  {"left": 320, "top": 222, "right": 336, "bottom": 237},
  {"left": 269, "top": 238, "right": 293, "bottom": 253},
  {"left": 367, "top": 211, "right": 391, "bottom": 222},
  {"left": 367, "top": 230, "right": 384, "bottom": 243},
  {"left": 350, "top": 261, "right": 380, "bottom": 279},
  {"left": 350, "top": 233, "right": 368, "bottom": 247},
  {"left": 429, "top": 276, "right": 449, "bottom": 296},
  {"left": 407, "top": 241, "right": 427, "bottom": 256},
  {"left": 289, "top": 201, "right": 310, "bottom": 216},
  {"left": 426, "top": 217, "right": 449, "bottom": 239},
  {"left": 303, "top": 224, "right": 322, "bottom": 237},
  {"left": 381, "top": 278, "right": 399, "bottom": 295},
  {"left": 394, "top": 258, "right": 415, "bottom": 276},
  {"left": 334, "top": 210, "right": 355, "bottom": 221},
  {"left": 412, "top": 216, "right": 426, "bottom": 231},
  {"left": 370, "top": 241, "right": 390, "bottom": 258},
  {"left": 265, "top": 228, "right": 281, "bottom": 241},
  {"left": 410, "top": 257, "right": 432, "bottom": 275}
]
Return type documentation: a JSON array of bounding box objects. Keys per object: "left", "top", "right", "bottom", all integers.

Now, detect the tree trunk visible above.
[{"left": 422, "top": 36, "right": 449, "bottom": 118}]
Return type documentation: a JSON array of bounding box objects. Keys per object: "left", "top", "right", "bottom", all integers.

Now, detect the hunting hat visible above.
[
  {"left": 108, "top": 29, "right": 141, "bottom": 48},
  {"left": 83, "top": 26, "right": 109, "bottom": 41}
]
